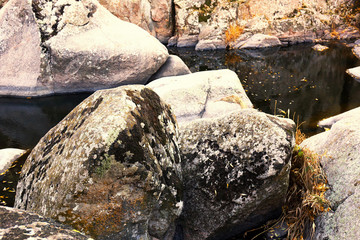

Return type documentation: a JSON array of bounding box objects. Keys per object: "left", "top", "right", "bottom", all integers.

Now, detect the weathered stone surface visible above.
[
  {"left": 346, "top": 66, "right": 360, "bottom": 82},
  {"left": 147, "top": 69, "right": 253, "bottom": 122},
  {"left": 0, "top": 0, "right": 45, "bottom": 96},
  {"left": 172, "top": 0, "right": 347, "bottom": 49},
  {"left": 234, "top": 34, "right": 282, "bottom": 49},
  {"left": 0, "top": 0, "right": 168, "bottom": 97},
  {"left": 148, "top": 55, "right": 191, "bottom": 82},
  {"left": 318, "top": 106, "right": 360, "bottom": 128},
  {"left": 301, "top": 111, "right": 360, "bottom": 240},
  {"left": 98, "top": 0, "right": 174, "bottom": 43},
  {"left": 15, "top": 85, "right": 182, "bottom": 239},
  {"left": 0, "top": 206, "right": 92, "bottom": 239},
  {"left": 0, "top": 148, "right": 26, "bottom": 175},
  {"left": 312, "top": 44, "right": 329, "bottom": 52},
  {"left": 178, "top": 109, "right": 295, "bottom": 240}
]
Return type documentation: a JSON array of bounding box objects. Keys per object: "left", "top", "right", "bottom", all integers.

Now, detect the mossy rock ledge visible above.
[
  {"left": 178, "top": 109, "right": 295, "bottom": 240},
  {"left": 14, "top": 85, "right": 183, "bottom": 240}
]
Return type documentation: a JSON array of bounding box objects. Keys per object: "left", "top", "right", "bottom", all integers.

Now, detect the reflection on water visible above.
[
  {"left": 1, "top": 43, "right": 360, "bottom": 149},
  {"left": 0, "top": 93, "right": 90, "bottom": 149},
  {"left": 169, "top": 42, "right": 360, "bottom": 135}
]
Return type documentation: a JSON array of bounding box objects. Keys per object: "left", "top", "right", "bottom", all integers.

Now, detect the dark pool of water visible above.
[
  {"left": 0, "top": 93, "right": 90, "bottom": 149},
  {"left": 169, "top": 42, "right": 360, "bottom": 136},
  {"left": 1, "top": 42, "right": 360, "bottom": 150}
]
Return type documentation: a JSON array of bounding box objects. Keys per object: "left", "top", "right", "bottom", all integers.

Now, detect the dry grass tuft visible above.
[
  {"left": 225, "top": 24, "right": 244, "bottom": 48},
  {"left": 279, "top": 127, "right": 330, "bottom": 240}
]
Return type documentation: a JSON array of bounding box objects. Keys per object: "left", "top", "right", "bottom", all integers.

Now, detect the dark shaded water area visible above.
[
  {"left": 169, "top": 42, "right": 360, "bottom": 136},
  {"left": 1, "top": 42, "right": 360, "bottom": 150}
]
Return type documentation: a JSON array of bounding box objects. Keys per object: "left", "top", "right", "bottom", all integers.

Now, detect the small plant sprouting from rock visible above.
[{"left": 225, "top": 24, "right": 244, "bottom": 48}]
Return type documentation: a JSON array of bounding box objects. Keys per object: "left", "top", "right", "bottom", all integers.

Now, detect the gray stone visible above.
[
  {"left": 15, "top": 85, "right": 182, "bottom": 240},
  {"left": 148, "top": 55, "right": 191, "bottom": 82},
  {"left": 177, "top": 35, "right": 198, "bottom": 48},
  {"left": 312, "top": 44, "right": 329, "bottom": 52},
  {"left": 147, "top": 69, "right": 253, "bottom": 122},
  {"left": 318, "top": 107, "right": 360, "bottom": 128},
  {"left": 0, "top": 206, "right": 92, "bottom": 239},
  {"left": 0, "top": 148, "right": 26, "bottom": 175},
  {"left": 179, "top": 109, "right": 295, "bottom": 240},
  {"left": 301, "top": 112, "right": 360, "bottom": 240},
  {"left": 234, "top": 34, "right": 282, "bottom": 49},
  {"left": 195, "top": 39, "right": 226, "bottom": 51},
  {"left": 0, "top": 0, "right": 168, "bottom": 97},
  {"left": 346, "top": 66, "right": 360, "bottom": 82}
]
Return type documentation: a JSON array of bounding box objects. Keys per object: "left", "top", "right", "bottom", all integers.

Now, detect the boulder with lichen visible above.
[{"left": 14, "top": 85, "right": 182, "bottom": 240}]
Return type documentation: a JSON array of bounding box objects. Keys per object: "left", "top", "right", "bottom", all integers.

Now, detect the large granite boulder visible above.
[
  {"left": 178, "top": 109, "right": 295, "bottom": 239},
  {"left": 14, "top": 85, "right": 182, "bottom": 239},
  {"left": 98, "top": 0, "right": 173, "bottom": 43},
  {"left": 0, "top": 0, "right": 168, "bottom": 97},
  {"left": 301, "top": 109, "right": 360, "bottom": 239},
  {"left": 147, "top": 69, "right": 253, "bottom": 122},
  {"left": 0, "top": 206, "right": 91, "bottom": 239}
]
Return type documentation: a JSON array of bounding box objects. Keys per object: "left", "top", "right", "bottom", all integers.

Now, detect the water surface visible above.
[
  {"left": 1, "top": 43, "right": 360, "bottom": 150},
  {"left": 169, "top": 42, "right": 360, "bottom": 135}
]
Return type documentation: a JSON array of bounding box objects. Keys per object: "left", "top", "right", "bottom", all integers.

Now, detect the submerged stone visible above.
[
  {"left": 312, "top": 44, "right": 329, "bottom": 52},
  {"left": 14, "top": 85, "right": 182, "bottom": 239},
  {"left": 178, "top": 109, "right": 295, "bottom": 240}
]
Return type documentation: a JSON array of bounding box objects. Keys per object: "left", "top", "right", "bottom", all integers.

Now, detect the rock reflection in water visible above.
[{"left": 169, "top": 43, "right": 360, "bottom": 135}]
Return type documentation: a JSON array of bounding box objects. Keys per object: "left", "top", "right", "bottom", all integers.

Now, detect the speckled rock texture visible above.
[
  {"left": 0, "top": 206, "right": 92, "bottom": 239},
  {"left": 14, "top": 85, "right": 183, "bottom": 240},
  {"left": 301, "top": 110, "right": 360, "bottom": 240},
  {"left": 0, "top": 148, "right": 26, "bottom": 175},
  {"left": 147, "top": 69, "right": 253, "bottom": 122},
  {"left": 178, "top": 109, "right": 295, "bottom": 240},
  {"left": 148, "top": 55, "right": 191, "bottom": 83},
  {"left": 98, "top": 0, "right": 174, "bottom": 43},
  {"left": 172, "top": 0, "right": 354, "bottom": 49},
  {"left": 0, "top": 0, "right": 168, "bottom": 97}
]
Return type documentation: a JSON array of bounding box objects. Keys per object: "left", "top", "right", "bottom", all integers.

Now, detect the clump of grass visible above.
[
  {"left": 225, "top": 24, "right": 244, "bottom": 48},
  {"left": 279, "top": 127, "right": 330, "bottom": 240}
]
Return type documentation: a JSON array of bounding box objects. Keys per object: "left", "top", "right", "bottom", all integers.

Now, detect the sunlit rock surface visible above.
[
  {"left": 301, "top": 111, "right": 360, "bottom": 240},
  {"left": 15, "top": 86, "right": 182, "bottom": 239},
  {"left": 346, "top": 66, "right": 360, "bottom": 82},
  {"left": 0, "top": 148, "right": 26, "bottom": 175},
  {"left": 312, "top": 44, "right": 329, "bottom": 52},
  {"left": 318, "top": 106, "right": 360, "bottom": 128},
  {"left": 0, "top": 0, "right": 168, "bottom": 97},
  {"left": 147, "top": 69, "right": 253, "bottom": 122},
  {"left": 178, "top": 109, "right": 295, "bottom": 240}
]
